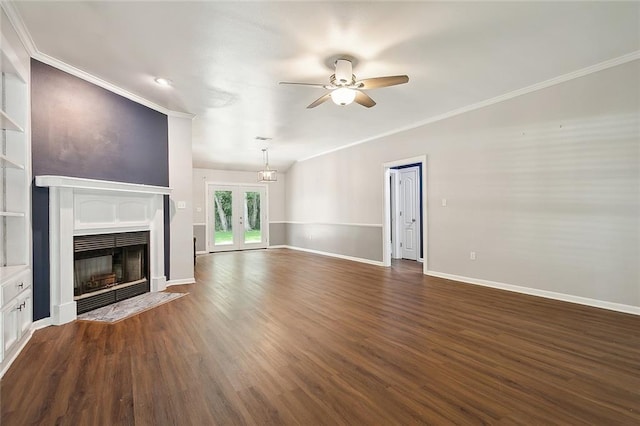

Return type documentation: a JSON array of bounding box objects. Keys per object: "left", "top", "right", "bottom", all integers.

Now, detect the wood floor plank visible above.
[{"left": 2, "top": 249, "right": 639, "bottom": 424}]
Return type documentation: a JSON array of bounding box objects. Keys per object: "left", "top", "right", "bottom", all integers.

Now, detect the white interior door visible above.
[
  {"left": 400, "top": 167, "right": 419, "bottom": 260},
  {"left": 207, "top": 184, "right": 268, "bottom": 252}
]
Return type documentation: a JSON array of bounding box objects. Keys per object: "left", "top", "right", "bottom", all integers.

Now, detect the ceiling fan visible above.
[{"left": 279, "top": 59, "right": 409, "bottom": 109}]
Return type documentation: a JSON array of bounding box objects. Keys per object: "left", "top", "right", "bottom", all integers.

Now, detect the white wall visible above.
[
  {"left": 192, "top": 168, "right": 286, "bottom": 223},
  {"left": 168, "top": 115, "right": 194, "bottom": 283},
  {"left": 286, "top": 60, "right": 640, "bottom": 308}
]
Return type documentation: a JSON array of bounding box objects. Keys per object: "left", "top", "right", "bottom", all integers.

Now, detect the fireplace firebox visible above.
[{"left": 73, "top": 231, "right": 150, "bottom": 314}]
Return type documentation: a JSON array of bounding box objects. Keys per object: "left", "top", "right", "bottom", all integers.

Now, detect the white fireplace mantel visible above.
[
  {"left": 36, "top": 175, "right": 172, "bottom": 195},
  {"left": 36, "top": 175, "right": 172, "bottom": 325}
]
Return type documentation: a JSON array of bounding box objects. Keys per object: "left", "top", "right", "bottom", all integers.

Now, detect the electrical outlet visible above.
[
  {"left": 196, "top": 207, "right": 202, "bottom": 213},
  {"left": 470, "top": 251, "right": 476, "bottom": 260},
  {"left": 177, "top": 201, "right": 187, "bottom": 209}
]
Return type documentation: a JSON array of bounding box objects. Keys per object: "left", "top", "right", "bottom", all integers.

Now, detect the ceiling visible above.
[{"left": 12, "top": 1, "right": 640, "bottom": 172}]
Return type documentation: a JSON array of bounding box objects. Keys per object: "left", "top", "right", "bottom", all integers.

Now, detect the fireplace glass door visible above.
[
  {"left": 74, "top": 250, "right": 114, "bottom": 296},
  {"left": 73, "top": 232, "right": 150, "bottom": 313}
]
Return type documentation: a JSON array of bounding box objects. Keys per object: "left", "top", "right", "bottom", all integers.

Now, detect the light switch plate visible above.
[{"left": 177, "top": 201, "right": 187, "bottom": 209}]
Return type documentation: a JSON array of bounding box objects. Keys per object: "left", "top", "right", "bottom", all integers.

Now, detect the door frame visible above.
[
  {"left": 382, "top": 155, "right": 427, "bottom": 274},
  {"left": 398, "top": 165, "right": 421, "bottom": 261},
  {"left": 389, "top": 169, "right": 402, "bottom": 259},
  {"left": 205, "top": 182, "right": 270, "bottom": 252}
]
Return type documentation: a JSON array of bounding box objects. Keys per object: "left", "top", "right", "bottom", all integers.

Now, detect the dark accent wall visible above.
[{"left": 31, "top": 59, "right": 169, "bottom": 321}]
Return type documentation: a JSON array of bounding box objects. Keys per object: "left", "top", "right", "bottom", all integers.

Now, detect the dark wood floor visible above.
[{"left": 2, "top": 249, "right": 639, "bottom": 425}]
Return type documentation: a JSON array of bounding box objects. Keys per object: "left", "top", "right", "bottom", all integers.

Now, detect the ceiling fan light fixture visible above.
[
  {"left": 331, "top": 88, "right": 356, "bottom": 106},
  {"left": 334, "top": 59, "right": 352, "bottom": 84},
  {"left": 280, "top": 56, "right": 408, "bottom": 109}
]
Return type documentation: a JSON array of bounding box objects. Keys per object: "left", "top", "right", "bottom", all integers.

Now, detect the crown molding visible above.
[
  {"left": 1, "top": 1, "right": 37, "bottom": 56},
  {"left": 167, "top": 110, "right": 196, "bottom": 120},
  {"left": 298, "top": 50, "right": 640, "bottom": 163},
  {"left": 31, "top": 51, "right": 189, "bottom": 117},
  {"left": 1, "top": 1, "right": 195, "bottom": 120}
]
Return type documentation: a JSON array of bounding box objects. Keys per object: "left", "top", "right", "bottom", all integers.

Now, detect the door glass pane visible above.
[
  {"left": 214, "top": 190, "right": 233, "bottom": 245},
  {"left": 244, "top": 191, "right": 261, "bottom": 243}
]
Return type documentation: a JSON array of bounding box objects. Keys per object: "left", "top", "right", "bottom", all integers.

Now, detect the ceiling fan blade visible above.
[
  {"left": 354, "top": 90, "right": 376, "bottom": 108},
  {"left": 357, "top": 75, "right": 409, "bottom": 90},
  {"left": 279, "top": 81, "right": 327, "bottom": 88},
  {"left": 307, "top": 93, "right": 332, "bottom": 109}
]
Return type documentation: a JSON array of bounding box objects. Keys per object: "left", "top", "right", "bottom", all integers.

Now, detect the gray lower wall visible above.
[
  {"left": 269, "top": 222, "right": 286, "bottom": 246},
  {"left": 194, "top": 224, "right": 206, "bottom": 252},
  {"left": 286, "top": 223, "right": 383, "bottom": 262},
  {"left": 194, "top": 222, "right": 287, "bottom": 252}
]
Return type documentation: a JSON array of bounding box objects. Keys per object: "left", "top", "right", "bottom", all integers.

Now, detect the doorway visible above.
[
  {"left": 206, "top": 183, "right": 268, "bottom": 252},
  {"left": 391, "top": 165, "right": 421, "bottom": 261},
  {"left": 383, "top": 156, "right": 427, "bottom": 274}
]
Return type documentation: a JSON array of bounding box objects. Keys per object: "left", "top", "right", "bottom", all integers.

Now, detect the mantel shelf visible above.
[
  {"left": 0, "top": 154, "right": 24, "bottom": 169},
  {"left": 0, "top": 109, "right": 24, "bottom": 132},
  {"left": 35, "top": 175, "right": 172, "bottom": 195}
]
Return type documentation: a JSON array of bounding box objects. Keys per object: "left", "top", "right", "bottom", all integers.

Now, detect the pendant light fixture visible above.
[{"left": 258, "top": 148, "right": 277, "bottom": 182}]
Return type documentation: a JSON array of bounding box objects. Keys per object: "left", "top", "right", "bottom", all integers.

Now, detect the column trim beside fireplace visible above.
[{"left": 36, "top": 176, "right": 172, "bottom": 325}]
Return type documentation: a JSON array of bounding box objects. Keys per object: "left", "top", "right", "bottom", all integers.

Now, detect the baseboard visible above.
[
  {"left": 33, "top": 317, "right": 52, "bottom": 330},
  {"left": 426, "top": 270, "right": 640, "bottom": 316},
  {"left": 280, "top": 245, "right": 385, "bottom": 267},
  {"left": 166, "top": 278, "right": 196, "bottom": 287},
  {"left": 195, "top": 251, "right": 207, "bottom": 255},
  {"left": 268, "top": 245, "right": 287, "bottom": 249}
]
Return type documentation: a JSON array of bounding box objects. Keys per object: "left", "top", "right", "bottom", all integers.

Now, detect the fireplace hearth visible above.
[{"left": 74, "top": 231, "right": 150, "bottom": 314}]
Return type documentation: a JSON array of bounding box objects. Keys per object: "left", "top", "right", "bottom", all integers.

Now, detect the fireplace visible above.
[
  {"left": 35, "top": 175, "right": 171, "bottom": 325},
  {"left": 74, "top": 231, "right": 150, "bottom": 313}
]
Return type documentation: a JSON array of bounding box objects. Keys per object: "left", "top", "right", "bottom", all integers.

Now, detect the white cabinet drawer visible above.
[{"left": 1, "top": 269, "right": 30, "bottom": 306}]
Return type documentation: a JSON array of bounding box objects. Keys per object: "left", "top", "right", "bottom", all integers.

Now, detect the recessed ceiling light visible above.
[
  {"left": 255, "top": 136, "right": 272, "bottom": 141},
  {"left": 154, "top": 77, "right": 172, "bottom": 87}
]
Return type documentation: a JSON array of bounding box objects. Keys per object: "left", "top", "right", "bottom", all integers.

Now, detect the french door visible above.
[{"left": 206, "top": 184, "right": 268, "bottom": 252}]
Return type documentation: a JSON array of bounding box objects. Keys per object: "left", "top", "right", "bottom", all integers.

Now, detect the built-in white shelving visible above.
[
  {"left": 1, "top": 3, "right": 32, "bottom": 376},
  {"left": 0, "top": 153, "right": 23, "bottom": 169},
  {"left": 0, "top": 211, "right": 23, "bottom": 217},
  {"left": 0, "top": 109, "right": 23, "bottom": 132},
  {"left": 0, "top": 264, "right": 27, "bottom": 281},
  {"left": 0, "top": 44, "right": 27, "bottom": 84}
]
